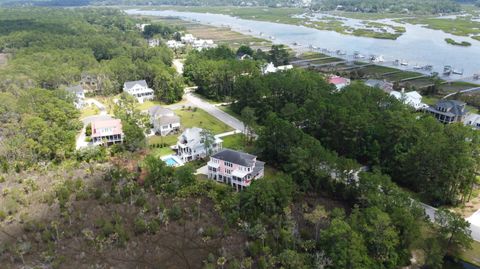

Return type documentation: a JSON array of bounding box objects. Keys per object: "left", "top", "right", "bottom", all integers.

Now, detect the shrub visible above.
[
  {"left": 0, "top": 210, "right": 6, "bottom": 221},
  {"left": 133, "top": 217, "right": 148, "bottom": 235},
  {"left": 167, "top": 204, "right": 183, "bottom": 221}
]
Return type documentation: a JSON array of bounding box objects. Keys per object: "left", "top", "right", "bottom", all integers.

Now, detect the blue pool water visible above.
[{"left": 164, "top": 157, "right": 178, "bottom": 167}]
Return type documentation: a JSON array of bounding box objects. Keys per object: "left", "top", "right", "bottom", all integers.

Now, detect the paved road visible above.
[
  {"left": 442, "top": 87, "right": 480, "bottom": 99},
  {"left": 419, "top": 202, "right": 480, "bottom": 242},
  {"left": 184, "top": 92, "right": 247, "bottom": 133},
  {"left": 173, "top": 59, "right": 184, "bottom": 74}
]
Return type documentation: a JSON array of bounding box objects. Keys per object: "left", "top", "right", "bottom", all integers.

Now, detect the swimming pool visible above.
[{"left": 164, "top": 157, "right": 179, "bottom": 167}]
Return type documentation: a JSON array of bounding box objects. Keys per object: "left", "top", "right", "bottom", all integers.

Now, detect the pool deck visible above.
[{"left": 161, "top": 155, "right": 185, "bottom": 167}]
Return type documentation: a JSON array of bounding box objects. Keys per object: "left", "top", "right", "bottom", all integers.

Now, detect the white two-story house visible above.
[
  {"left": 207, "top": 149, "right": 265, "bottom": 191},
  {"left": 148, "top": 105, "right": 181, "bottom": 136},
  {"left": 65, "top": 85, "right": 85, "bottom": 109},
  {"left": 123, "top": 80, "right": 154, "bottom": 103},
  {"left": 175, "top": 127, "right": 223, "bottom": 162}
]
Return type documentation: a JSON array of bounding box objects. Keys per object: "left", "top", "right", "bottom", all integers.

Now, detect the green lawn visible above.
[
  {"left": 148, "top": 135, "right": 178, "bottom": 146},
  {"left": 421, "top": 96, "right": 440, "bottom": 106},
  {"left": 80, "top": 105, "right": 99, "bottom": 119},
  {"left": 222, "top": 134, "right": 256, "bottom": 153},
  {"left": 150, "top": 147, "right": 175, "bottom": 158},
  {"left": 136, "top": 100, "right": 165, "bottom": 111},
  {"left": 175, "top": 108, "right": 233, "bottom": 134},
  {"left": 458, "top": 240, "right": 480, "bottom": 267},
  {"left": 219, "top": 105, "right": 240, "bottom": 118}
]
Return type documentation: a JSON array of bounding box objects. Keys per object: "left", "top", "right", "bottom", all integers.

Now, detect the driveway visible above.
[
  {"left": 467, "top": 209, "right": 480, "bottom": 242},
  {"left": 173, "top": 59, "right": 184, "bottom": 74},
  {"left": 76, "top": 97, "right": 112, "bottom": 150},
  {"left": 85, "top": 98, "right": 107, "bottom": 116},
  {"left": 419, "top": 202, "right": 480, "bottom": 242}
]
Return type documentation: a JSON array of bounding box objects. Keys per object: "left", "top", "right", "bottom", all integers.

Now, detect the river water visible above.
[{"left": 126, "top": 9, "right": 480, "bottom": 80}]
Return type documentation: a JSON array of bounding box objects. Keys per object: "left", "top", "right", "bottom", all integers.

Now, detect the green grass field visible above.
[
  {"left": 150, "top": 146, "right": 175, "bottom": 157},
  {"left": 136, "top": 100, "right": 166, "bottom": 111},
  {"left": 80, "top": 105, "right": 99, "bottom": 119},
  {"left": 398, "top": 16, "right": 480, "bottom": 40},
  {"left": 458, "top": 240, "right": 480, "bottom": 267},
  {"left": 148, "top": 135, "right": 178, "bottom": 146},
  {"left": 175, "top": 108, "right": 233, "bottom": 134}
]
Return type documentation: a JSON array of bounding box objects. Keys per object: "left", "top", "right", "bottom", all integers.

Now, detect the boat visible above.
[
  {"left": 400, "top": 60, "right": 408, "bottom": 66},
  {"left": 393, "top": 59, "right": 400, "bottom": 65},
  {"left": 443, "top": 65, "right": 452, "bottom": 76},
  {"left": 269, "top": 36, "right": 275, "bottom": 40},
  {"left": 423, "top": 65, "right": 433, "bottom": 71},
  {"left": 353, "top": 51, "right": 365, "bottom": 59},
  {"left": 452, "top": 69, "right": 464, "bottom": 75},
  {"left": 473, "top": 73, "right": 480, "bottom": 80},
  {"left": 370, "top": 55, "right": 384, "bottom": 63},
  {"left": 336, "top": 50, "right": 346, "bottom": 55},
  {"left": 413, "top": 64, "right": 422, "bottom": 70}
]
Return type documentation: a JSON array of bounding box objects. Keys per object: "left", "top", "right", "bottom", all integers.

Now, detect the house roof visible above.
[
  {"left": 178, "top": 127, "right": 203, "bottom": 148},
  {"left": 405, "top": 91, "right": 422, "bottom": 100},
  {"left": 91, "top": 119, "right": 123, "bottom": 138},
  {"left": 66, "top": 85, "right": 84, "bottom": 95},
  {"left": 158, "top": 115, "right": 180, "bottom": 126},
  {"left": 328, "top": 76, "right": 349, "bottom": 85},
  {"left": 211, "top": 148, "right": 257, "bottom": 167},
  {"left": 252, "top": 161, "right": 265, "bottom": 177},
  {"left": 124, "top": 80, "right": 148, "bottom": 90},
  {"left": 364, "top": 79, "right": 393, "bottom": 91},
  {"left": 435, "top": 100, "right": 467, "bottom": 116},
  {"left": 149, "top": 105, "right": 174, "bottom": 117}
]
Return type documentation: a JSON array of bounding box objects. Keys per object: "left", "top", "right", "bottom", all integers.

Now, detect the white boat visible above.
[
  {"left": 413, "top": 64, "right": 422, "bottom": 70},
  {"left": 452, "top": 69, "right": 464, "bottom": 75},
  {"left": 400, "top": 60, "right": 408, "bottom": 66},
  {"left": 336, "top": 50, "right": 347, "bottom": 55},
  {"left": 371, "top": 55, "right": 384, "bottom": 63}
]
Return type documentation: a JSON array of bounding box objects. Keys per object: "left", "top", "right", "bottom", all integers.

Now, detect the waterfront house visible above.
[
  {"left": 425, "top": 100, "right": 468, "bottom": 124},
  {"left": 148, "top": 38, "right": 160, "bottom": 47},
  {"left": 390, "top": 90, "right": 428, "bottom": 110},
  {"left": 175, "top": 127, "right": 223, "bottom": 162},
  {"left": 91, "top": 119, "right": 123, "bottom": 145},
  {"left": 166, "top": 40, "right": 185, "bottom": 49},
  {"left": 464, "top": 113, "right": 480, "bottom": 130},
  {"left": 364, "top": 79, "right": 394, "bottom": 93},
  {"left": 328, "top": 75, "right": 351, "bottom": 90},
  {"left": 192, "top": 39, "right": 217, "bottom": 51},
  {"left": 148, "top": 106, "right": 181, "bottom": 136},
  {"left": 65, "top": 85, "right": 85, "bottom": 109},
  {"left": 207, "top": 148, "right": 265, "bottom": 191},
  {"left": 123, "top": 80, "right": 154, "bottom": 103},
  {"left": 261, "top": 62, "right": 293, "bottom": 74},
  {"left": 181, "top": 34, "right": 196, "bottom": 44}
]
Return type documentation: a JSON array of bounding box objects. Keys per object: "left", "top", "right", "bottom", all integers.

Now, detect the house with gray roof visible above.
[
  {"left": 425, "top": 100, "right": 468, "bottom": 124},
  {"left": 123, "top": 80, "right": 154, "bottom": 103},
  {"left": 207, "top": 148, "right": 265, "bottom": 191},
  {"left": 148, "top": 105, "right": 181, "bottom": 136},
  {"left": 364, "top": 79, "right": 394, "bottom": 93},
  {"left": 175, "top": 127, "right": 223, "bottom": 162},
  {"left": 65, "top": 85, "right": 85, "bottom": 109}
]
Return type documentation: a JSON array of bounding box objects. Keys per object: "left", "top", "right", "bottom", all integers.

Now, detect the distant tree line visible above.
[{"left": 311, "top": 0, "right": 461, "bottom": 14}]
